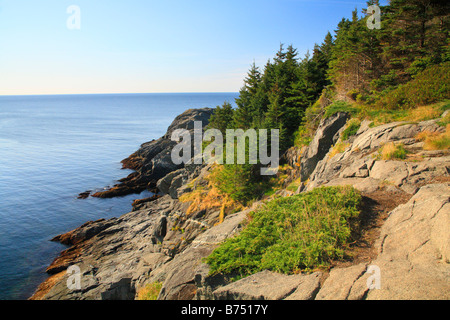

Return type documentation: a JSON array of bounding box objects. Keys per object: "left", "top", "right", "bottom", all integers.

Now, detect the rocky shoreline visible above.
[
  {"left": 78, "top": 108, "right": 215, "bottom": 200},
  {"left": 31, "top": 108, "right": 450, "bottom": 300}
]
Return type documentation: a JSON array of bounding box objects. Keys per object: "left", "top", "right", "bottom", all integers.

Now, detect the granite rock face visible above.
[
  {"left": 316, "top": 183, "right": 450, "bottom": 300},
  {"left": 300, "top": 112, "right": 349, "bottom": 181},
  {"left": 204, "top": 270, "right": 322, "bottom": 300},
  {"left": 31, "top": 196, "right": 253, "bottom": 300},
  {"left": 32, "top": 110, "right": 450, "bottom": 300},
  {"left": 305, "top": 118, "right": 449, "bottom": 194}
]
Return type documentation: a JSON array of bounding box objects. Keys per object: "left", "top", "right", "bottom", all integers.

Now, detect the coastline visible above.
[{"left": 31, "top": 107, "right": 450, "bottom": 300}]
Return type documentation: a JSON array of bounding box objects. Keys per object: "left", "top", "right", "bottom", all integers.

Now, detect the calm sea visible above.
[{"left": 0, "top": 93, "right": 238, "bottom": 300}]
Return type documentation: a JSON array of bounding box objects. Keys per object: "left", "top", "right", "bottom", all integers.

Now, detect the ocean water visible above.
[{"left": 0, "top": 92, "right": 238, "bottom": 300}]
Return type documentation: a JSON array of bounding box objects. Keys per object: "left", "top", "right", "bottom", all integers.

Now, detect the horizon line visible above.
[{"left": 0, "top": 91, "right": 240, "bottom": 97}]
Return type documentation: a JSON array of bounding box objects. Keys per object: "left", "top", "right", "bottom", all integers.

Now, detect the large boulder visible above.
[{"left": 300, "top": 112, "right": 349, "bottom": 181}]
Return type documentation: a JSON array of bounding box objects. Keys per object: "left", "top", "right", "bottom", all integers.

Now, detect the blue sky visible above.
[{"left": 0, "top": 0, "right": 388, "bottom": 95}]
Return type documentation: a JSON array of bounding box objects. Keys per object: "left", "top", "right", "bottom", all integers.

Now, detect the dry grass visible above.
[
  {"left": 218, "top": 202, "right": 227, "bottom": 224},
  {"left": 137, "top": 282, "right": 163, "bottom": 300},
  {"left": 381, "top": 142, "right": 397, "bottom": 158},
  {"left": 415, "top": 124, "right": 450, "bottom": 150},
  {"left": 406, "top": 105, "right": 442, "bottom": 122},
  {"left": 179, "top": 168, "right": 242, "bottom": 220},
  {"left": 379, "top": 142, "right": 407, "bottom": 160},
  {"left": 180, "top": 186, "right": 219, "bottom": 215},
  {"left": 364, "top": 100, "right": 449, "bottom": 127},
  {"left": 329, "top": 141, "right": 350, "bottom": 158}
]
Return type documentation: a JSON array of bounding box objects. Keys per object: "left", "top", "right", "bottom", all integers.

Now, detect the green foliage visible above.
[
  {"left": 376, "top": 142, "right": 408, "bottom": 160},
  {"left": 341, "top": 118, "right": 361, "bottom": 141},
  {"left": 208, "top": 102, "right": 235, "bottom": 134},
  {"left": 205, "top": 186, "right": 362, "bottom": 277},
  {"left": 439, "top": 100, "right": 450, "bottom": 112},
  {"left": 437, "top": 101, "right": 450, "bottom": 127},
  {"left": 324, "top": 101, "right": 359, "bottom": 118},
  {"left": 375, "top": 62, "right": 450, "bottom": 110},
  {"left": 205, "top": 1, "right": 449, "bottom": 206},
  {"left": 428, "top": 135, "right": 450, "bottom": 150},
  {"left": 207, "top": 40, "right": 335, "bottom": 203},
  {"left": 387, "top": 144, "right": 407, "bottom": 160},
  {"left": 210, "top": 163, "right": 271, "bottom": 205},
  {"left": 286, "top": 178, "right": 302, "bottom": 192},
  {"left": 293, "top": 126, "right": 312, "bottom": 147},
  {"left": 438, "top": 113, "right": 450, "bottom": 127},
  {"left": 361, "top": 100, "right": 449, "bottom": 127},
  {"left": 327, "top": 1, "right": 449, "bottom": 99},
  {"left": 303, "top": 88, "right": 336, "bottom": 133},
  {"left": 231, "top": 42, "right": 334, "bottom": 152}
]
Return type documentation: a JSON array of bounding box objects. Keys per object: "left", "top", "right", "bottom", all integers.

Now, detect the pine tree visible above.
[
  {"left": 379, "top": 0, "right": 450, "bottom": 85},
  {"left": 208, "top": 102, "right": 235, "bottom": 134},
  {"left": 234, "top": 62, "right": 263, "bottom": 129}
]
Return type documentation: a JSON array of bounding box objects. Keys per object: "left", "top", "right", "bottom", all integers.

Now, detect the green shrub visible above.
[
  {"left": 377, "top": 142, "right": 408, "bottom": 160},
  {"left": 375, "top": 62, "right": 450, "bottom": 110},
  {"left": 324, "top": 101, "right": 359, "bottom": 118},
  {"left": 341, "top": 119, "right": 361, "bottom": 141},
  {"left": 438, "top": 113, "right": 450, "bottom": 127},
  {"left": 205, "top": 186, "right": 362, "bottom": 277},
  {"left": 293, "top": 126, "right": 312, "bottom": 147},
  {"left": 346, "top": 89, "right": 359, "bottom": 101},
  {"left": 210, "top": 164, "right": 272, "bottom": 205}
]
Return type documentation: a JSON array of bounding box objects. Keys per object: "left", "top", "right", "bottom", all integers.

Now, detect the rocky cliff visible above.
[
  {"left": 31, "top": 108, "right": 449, "bottom": 300},
  {"left": 79, "top": 108, "right": 214, "bottom": 199}
]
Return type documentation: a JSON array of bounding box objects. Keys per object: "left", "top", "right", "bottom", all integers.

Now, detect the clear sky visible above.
[{"left": 0, "top": 0, "right": 388, "bottom": 95}]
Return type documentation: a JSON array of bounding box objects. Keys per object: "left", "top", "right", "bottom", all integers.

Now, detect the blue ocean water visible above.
[{"left": 0, "top": 93, "right": 238, "bottom": 300}]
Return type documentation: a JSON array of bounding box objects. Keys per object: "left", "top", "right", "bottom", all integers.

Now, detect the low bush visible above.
[
  {"left": 378, "top": 142, "right": 408, "bottom": 160},
  {"left": 205, "top": 186, "right": 362, "bottom": 277},
  {"left": 137, "top": 282, "right": 163, "bottom": 300},
  {"left": 375, "top": 62, "right": 450, "bottom": 110},
  {"left": 341, "top": 118, "right": 361, "bottom": 141},
  {"left": 324, "top": 101, "right": 359, "bottom": 118}
]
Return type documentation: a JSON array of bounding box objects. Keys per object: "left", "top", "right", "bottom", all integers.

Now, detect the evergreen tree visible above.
[
  {"left": 234, "top": 62, "right": 263, "bottom": 129},
  {"left": 379, "top": 0, "right": 449, "bottom": 85},
  {"left": 208, "top": 102, "right": 235, "bottom": 134}
]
